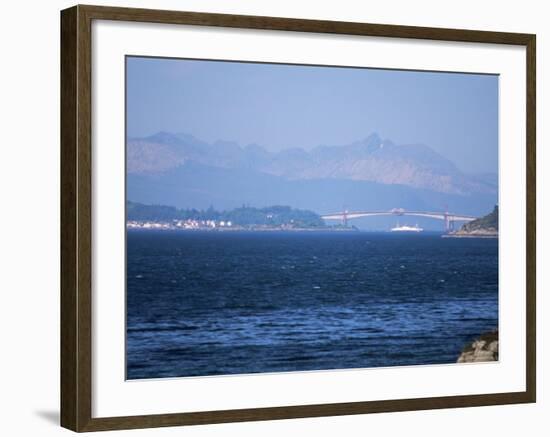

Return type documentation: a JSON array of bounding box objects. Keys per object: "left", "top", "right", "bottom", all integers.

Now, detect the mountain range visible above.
[{"left": 126, "top": 132, "right": 497, "bottom": 228}]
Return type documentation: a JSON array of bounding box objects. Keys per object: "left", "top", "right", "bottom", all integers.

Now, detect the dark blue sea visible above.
[{"left": 126, "top": 231, "right": 498, "bottom": 379}]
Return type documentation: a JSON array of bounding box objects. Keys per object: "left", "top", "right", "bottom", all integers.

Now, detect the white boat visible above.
[{"left": 390, "top": 224, "right": 423, "bottom": 233}]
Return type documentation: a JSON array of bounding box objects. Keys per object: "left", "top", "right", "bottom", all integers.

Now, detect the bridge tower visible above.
[{"left": 342, "top": 210, "right": 348, "bottom": 227}]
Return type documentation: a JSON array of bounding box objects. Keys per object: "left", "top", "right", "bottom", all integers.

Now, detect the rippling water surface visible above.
[{"left": 126, "top": 231, "right": 498, "bottom": 379}]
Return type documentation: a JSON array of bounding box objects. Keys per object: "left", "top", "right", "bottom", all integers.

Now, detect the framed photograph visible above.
[{"left": 60, "top": 5, "right": 536, "bottom": 432}]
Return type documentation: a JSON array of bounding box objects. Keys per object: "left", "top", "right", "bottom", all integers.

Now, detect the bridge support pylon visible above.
[
  {"left": 449, "top": 220, "right": 455, "bottom": 232},
  {"left": 443, "top": 215, "right": 455, "bottom": 232}
]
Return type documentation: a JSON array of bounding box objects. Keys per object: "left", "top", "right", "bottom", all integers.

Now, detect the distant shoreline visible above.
[
  {"left": 441, "top": 235, "right": 498, "bottom": 240},
  {"left": 126, "top": 224, "right": 359, "bottom": 232},
  {"left": 126, "top": 226, "right": 463, "bottom": 235},
  {"left": 442, "top": 234, "right": 498, "bottom": 239},
  {"left": 443, "top": 230, "right": 498, "bottom": 239}
]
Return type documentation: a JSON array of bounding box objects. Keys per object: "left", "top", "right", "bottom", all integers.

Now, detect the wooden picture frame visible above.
[{"left": 61, "top": 4, "right": 536, "bottom": 432}]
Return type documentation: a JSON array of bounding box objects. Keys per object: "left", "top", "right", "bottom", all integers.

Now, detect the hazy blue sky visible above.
[{"left": 126, "top": 56, "right": 498, "bottom": 174}]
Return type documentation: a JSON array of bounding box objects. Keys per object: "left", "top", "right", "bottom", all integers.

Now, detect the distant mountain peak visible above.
[
  {"left": 126, "top": 131, "right": 496, "bottom": 196},
  {"left": 363, "top": 132, "right": 382, "bottom": 145},
  {"left": 358, "top": 133, "right": 386, "bottom": 152},
  {"left": 144, "top": 131, "right": 181, "bottom": 144}
]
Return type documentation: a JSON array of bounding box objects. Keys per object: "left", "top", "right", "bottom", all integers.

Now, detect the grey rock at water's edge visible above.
[{"left": 457, "top": 330, "right": 499, "bottom": 363}]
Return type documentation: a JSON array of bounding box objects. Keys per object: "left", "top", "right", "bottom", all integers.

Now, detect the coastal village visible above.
[
  {"left": 127, "top": 218, "right": 233, "bottom": 230},
  {"left": 125, "top": 218, "right": 321, "bottom": 231}
]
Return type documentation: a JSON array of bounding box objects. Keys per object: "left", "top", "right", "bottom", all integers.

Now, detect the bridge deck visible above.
[{"left": 321, "top": 211, "right": 477, "bottom": 221}]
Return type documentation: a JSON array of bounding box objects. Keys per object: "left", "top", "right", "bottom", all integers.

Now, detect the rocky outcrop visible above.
[
  {"left": 449, "top": 229, "right": 498, "bottom": 237},
  {"left": 457, "top": 330, "right": 499, "bottom": 363},
  {"left": 449, "top": 205, "right": 498, "bottom": 238}
]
